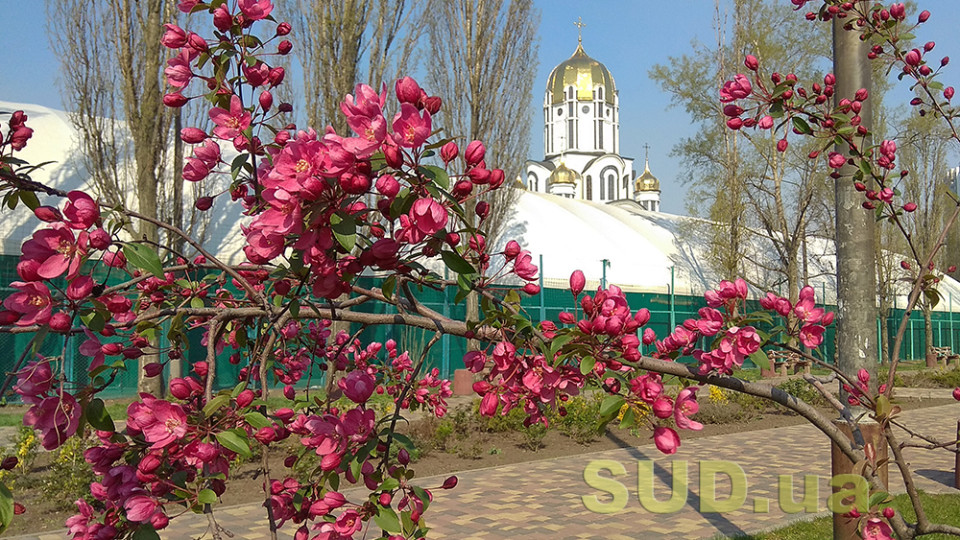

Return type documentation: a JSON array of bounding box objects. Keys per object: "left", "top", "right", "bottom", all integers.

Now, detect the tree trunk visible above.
[{"left": 923, "top": 300, "right": 937, "bottom": 368}]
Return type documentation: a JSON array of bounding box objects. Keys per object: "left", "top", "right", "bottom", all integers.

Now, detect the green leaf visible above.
[
  {"left": 203, "top": 395, "right": 230, "bottom": 417},
  {"left": 80, "top": 311, "right": 105, "bottom": 332},
  {"left": 230, "top": 154, "right": 248, "bottom": 181},
  {"left": 329, "top": 213, "right": 357, "bottom": 251},
  {"left": 421, "top": 165, "right": 450, "bottom": 190},
  {"left": 18, "top": 190, "right": 40, "bottom": 211},
  {"left": 374, "top": 506, "right": 403, "bottom": 533},
  {"left": 216, "top": 430, "right": 252, "bottom": 458},
  {"left": 245, "top": 411, "right": 272, "bottom": 429},
  {"left": 289, "top": 298, "right": 300, "bottom": 318},
  {"left": 619, "top": 406, "right": 636, "bottom": 429},
  {"left": 381, "top": 275, "right": 396, "bottom": 301},
  {"left": 132, "top": 525, "right": 161, "bottom": 540},
  {"left": 380, "top": 478, "right": 400, "bottom": 492},
  {"left": 198, "top": 489, "right": 218, "bottom": 504},
  {"left": 190, "top": 297, "right": 205, "bottom": 309},
  {"left": 579, "top": 356, "right": 597, "bottom": 375},
  {"left": 391, "top": 433, "right": 415, "bottom": 451},
  {"left": 85, "top": 398, "right": 116, "bottom": 432},
  {"left": 441, "top": 250, "right": 476, "bottom": 275},
  {"left": 599, "top": 394, "right": 626, "bottom": 421},
  {"left": 791, "top": 116, "right": 813, "bottom": 135},
  {"left": 749, "top": 349, "right": 771, "bottom": 371},
  {"left": 123, "top": 243, "right": 165, "bottom": 278},
  {"left": 0, "top": 483, "right": 13, "bottom": 534}
]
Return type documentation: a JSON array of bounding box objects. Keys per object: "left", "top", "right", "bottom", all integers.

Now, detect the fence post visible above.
[
  {"left": 669, "top": 266, "right": 676, "bottom": 331},
  {"left": 539, "top": 254, "right": 546, "bottom": 322},
  {"left": 442, "top": 267, "right": 450, "bottom": 379}
]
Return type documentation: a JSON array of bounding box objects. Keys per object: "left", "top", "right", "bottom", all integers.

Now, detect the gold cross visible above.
[
  {"left": 643, "top": 143, "right": 650, "bottom": 161},
  {"left": 574, "top": 17, "right": 586, "bottom": 44}
]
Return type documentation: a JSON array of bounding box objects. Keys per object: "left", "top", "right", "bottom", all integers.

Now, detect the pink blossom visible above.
[
  {"left": 799, "top": 324, "right": 825, "bottom": 348},
  {"left": 3, "top": 281, "right": 53, "bottom": 326},
  {"left": 24, "top": 393, "right": 81, "bottom": 450},
  {"left": 674, "top": 387, "right": 703, "bottom": 431},
  {"left": 629, "top": 373, "right": 662, "bottom": 404},
  {"left": 63, "top": 191, "right": 100, "bottom": 229},
  {"left": 126, "top": 397, "right": 188, "bottom": 449},
  {"left": 720, "top": 74, "right": 752, "bottom": 102},
  {"left": 14, "top": 359, "right": 54, "bottom": 397},
  {"left": 570, "top": 269, "right": 585, "bottom": 296},
  {"left": 339, "top": 370, "right": 375, "bottom": 404},
  {"left": 406, "top": 198, "right": 448, "bottom": 240},
  {"left": 513, "top": 251, "right": 538, "bottom": 281},
  {"left": 391, "top": 103, "right": 431, "bottom": 148},
  {"left": 862, "top": 517, "right": 894, "bottom": 540},
  {"left": 653, "top": 426, "right": 680, "bottom": 454},
  {"left": 21, "top": 225, "right": 86, "bottom": 279},
  {"left": 334, "top": 509, "right": 363, "bottom": 535},
  {"left": 828, "top": 152, "right": 846, "bottom": 169},
  {"left": 164, "top": 49, "right": 193, "bottom": 89},
  {"left": 209, "top": 95, "right": 252, "bottom": 140},
  {"left": 395, "top": 77, "right": 422, "bottom": 104},
  {"left": 160, "top": 24, "right": 187, "bottom": 48},
  {"left": 124, "top": 494, "right": 157, "bottom": 522}
]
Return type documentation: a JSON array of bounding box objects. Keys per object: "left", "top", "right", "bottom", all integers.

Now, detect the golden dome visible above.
[
  {"left": 546, "top": 43, "right": 616, "bottom": 105},
  {"left": 548, "top": 162, "right": 580, "bottom": 185},
  {"left": 635, "top": 159, "right": 660, "bottom": 192}
]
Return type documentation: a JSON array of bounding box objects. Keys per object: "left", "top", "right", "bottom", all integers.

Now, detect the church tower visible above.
[
  {"left": 524, "top": 18, "right": 637, "bottom": 204},
  {"left": 634, "top": 145, "right": 661, "bottom": 212}
]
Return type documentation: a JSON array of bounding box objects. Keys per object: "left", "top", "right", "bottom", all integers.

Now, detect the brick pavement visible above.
[{"left": 8, "top": 403, "right": 960, "bottom": 540}]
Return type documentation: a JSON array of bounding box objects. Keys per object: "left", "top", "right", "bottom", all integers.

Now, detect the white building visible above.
[{"left": 523, "top": 31, "right": 661, "bottom": 211}]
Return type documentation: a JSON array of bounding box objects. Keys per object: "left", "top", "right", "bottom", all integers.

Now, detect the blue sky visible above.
[{"left": 1, "top": 1, "right": 958, "bottom": 215}]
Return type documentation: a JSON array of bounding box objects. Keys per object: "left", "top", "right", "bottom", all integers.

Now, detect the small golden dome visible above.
[
  {"left": 514, "top": 175, "right": 526, "bottom": 190},
  {"left": 635, "top": 159, "right": 660, "bottom": 192},
  {"left": 548, "top": 162, "right": 580, "bottom": 185},
  {"left": 546, "top": 43, "right": 616, "bottom": 105}
]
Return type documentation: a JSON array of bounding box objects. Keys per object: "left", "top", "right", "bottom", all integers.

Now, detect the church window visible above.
[
  {"left": 598, "top": 121, "right": 603, "bottom": 149},
  {"left": 557, "top": 107, "right": 563, "bottom": 116},
  {"left": 566, "top": 120, "right": 574, "bottom": 150},
  {"left": 607, "top": 174, "right": 615, "bottom": 200},
  {"left": 568, "top": 102, "right": 574, "bottom": 116},
  {"left": 586, "top": 175, "right": 592, "bottom": 200},
  {"left": 598, "top": 86, "right": 603, "bottom": 100},
  {"left": 581, "top": 105, "right": 590, "bottom": 114},
  {"left": 622, "top": 176, "right": 627, "bottom": 190},
  {"left": 567, "top": 86, "right": 574, "bottom": 100},
  {"left": 600, "top": 175, "right": 605, "bottom": 200}
]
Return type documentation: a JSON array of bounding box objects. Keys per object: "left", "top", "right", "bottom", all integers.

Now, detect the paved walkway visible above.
[{"left": 9, "top": 403, "right": 960, "bottom": 540}]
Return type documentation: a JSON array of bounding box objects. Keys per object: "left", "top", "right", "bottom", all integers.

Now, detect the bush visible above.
[
  {"left": 520, "top": 423, "right": 547, "bottom": 451},
  {"left": 552, "top": 393, "right": 602, "bottom": 445},
  {"left": 41, "top": 435, "right": 96, "bottom": 510},
  {"left": 775, "top": 378, "right": 827, "bottom": 408}
]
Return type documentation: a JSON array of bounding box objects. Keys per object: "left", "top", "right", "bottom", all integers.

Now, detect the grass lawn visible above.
[{"left": 725, "top": 492, "right": 960, "bottom": 539}]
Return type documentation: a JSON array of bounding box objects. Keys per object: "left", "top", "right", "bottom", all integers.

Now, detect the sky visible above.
[{"left": 1, "top": 1, "right": 959, "bottom": 216}]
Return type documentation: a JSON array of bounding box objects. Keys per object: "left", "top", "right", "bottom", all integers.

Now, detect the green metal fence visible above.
[{"left": 1, "top": 252, "right": 958, "bottom": 399}]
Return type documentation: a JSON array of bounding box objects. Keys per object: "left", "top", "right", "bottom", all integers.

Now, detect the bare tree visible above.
[
  {"left": 47, "top": 0, "right": 181, "bottom": 395},
  {"left": 426, "top": 0, "right": 539, "bottom": 246},
  {"left": 896, "top": 111, "right": 954, "bottom": 366},
  {"left": 424, "top": 0, "right": 539, "bottom": 352},
  {"left": 285, "top": 0, "right": 428, "bottom": 131}
]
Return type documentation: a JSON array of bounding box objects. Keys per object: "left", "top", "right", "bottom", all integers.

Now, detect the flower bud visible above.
[
  {"left": 383, "top": 144, "right": 403, "bottom": 168},
  {"left": 744, "top": 54, "right": 759, "bottom": 71},
  {"left": 49, "top": 312, "right": 71, "bottom": 333},
  {"left": 258, "top": 90, "right": 273, "bottom": 111},
  {"left": 395, "top": 77, "right": 421, "bottom": 104},
  {"left": 278, "top": 40, "right": 292, "bottom": 55},
  {"left": 276, "top": 22, "right": 292, "bottom": 36},
  {"left": 475, "top": 201, "right": 490, "bottom": 220},
  {"left": 34, "top": 206, "right": 63, "bottom": 222},
  {"left": 278, "top": 103, "right": 293, "bottom": 113},
  {"left": 522, "top": 283, "right": 540, "bottom": 295},
  {"left": 902, "top": 202, "right": 917, "bottom": 212},
  {"left": 918, "top": 10, "right": 930, "bottom": 23},
  {"left": 1, "top": 457, "right": 18, "bottom": 471},
  {"left": 236, "top": 389, "right": 255, "bottom": 408},
  {"left": 181, "top": 127, "right": 207, "bottom": 144},
  {"left": 213, "top": 5, "right": 232, "bottom": 31},
  {"left": 143, "top": 362, "right": 164, "bottom": 377},
  {"left": 464, "top": 140, "right": 485, "bottom": 166},
  {"left": 163, "top": 93, "right": 189, "bottom": 108},
  {"left": 570, "top": 270, "right": 585, "bottom": 297},
  {"left": 440, "top": 141, "right": 459, "bottom": 163},
  {"left": 442, "top": 475, "right": 458, "bottom": 489},
  {"left": 195, "top": 196, "right": 213, "bottom": 211},
  {"left": 169, "top": 378, "right": 191, "bottom": 400},
  {"left": 422, "top": 96, "right": 442, "bottom": 114}
]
